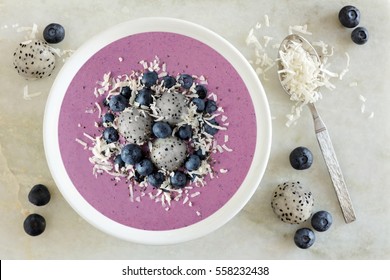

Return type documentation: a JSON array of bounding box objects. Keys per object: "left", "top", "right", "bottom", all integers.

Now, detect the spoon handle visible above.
[{"left": 308, "top": 103, "right": 356, "bottom": 223}]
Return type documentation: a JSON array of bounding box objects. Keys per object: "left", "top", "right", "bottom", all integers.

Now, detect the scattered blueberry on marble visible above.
[
  {"left": 135, "top": 88, "right": 153, "bottom": 107},
  {"left": 152, "top": 122, "right": 172, "bottom": 138},
  {"left": 109, "top": 94, "right": 128, "bottom": 112},
  {"left": 102, "top": 112, "right": 115, "bottom": 123},
  {"left": 43, "top": 23, "right": 65, "bottom": 44},
  {"left": 351, "top": 27, "right": 369, "bottom": 45},
  {"left": 170, "top": 171, "right": 188, "bottom": 188},
  {"left": 177, "top": 124, "right": 192, "bottom": 140},
  {"left": 162, "top": 75, "right": 176, "bottom": 88},
  {"left": 120, "top": 86, "right": 132, "bottom": 99},
  {"left": 121, "top": 144, "right": 143, "bottom": 165},
  {"left": 103, "top": 127, "right": 119, "bottom": 143},
  {"left": 294, "top": 228, "right": 316, "bottom": 249},
  {"left": 185, "top": 155, "right": 201, "bottom": 171},
  {"left": 135, "top": 159, "right": 155, "bottom": 176},
  {"left": 178, "top": 74, "right": 193, "bottom": 89},
  {"left": 28, "top": 184, "right": 51, "bottom": 206},
  {"left": 191, "top": 98, "right": 205, "bottom": 112},
  {"left": 311, "top": 211, "right": 333, "bottom": 232},
  {"left": 289, "top": 146, "right": 313, "bottom": 170},
  {"left": 23, "top": 213, "right": 46, "bottom": 236},
  {"left": 195, "top": 84, "right": 207, "bottom": 99},
  {"left": 338, "top": 5, "right": 360, "bottom": 28},
  {"left": 141, "top": 71, "right": 158, "bottom": 88},
  {"left": 205, "top": 99, "right": 218, "bottom": 114},
  {"left": 147, "top": 171, "right": 165, "bottom": 187}
]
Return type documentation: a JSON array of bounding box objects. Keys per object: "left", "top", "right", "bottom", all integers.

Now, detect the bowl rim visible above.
[{"left": 43, "top": 17, "right": 272, "bottom": 245}]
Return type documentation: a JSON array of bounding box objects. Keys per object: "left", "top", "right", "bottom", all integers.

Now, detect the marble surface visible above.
[{"left": 0, "top": 0, "right": 389, "bottom": 259}]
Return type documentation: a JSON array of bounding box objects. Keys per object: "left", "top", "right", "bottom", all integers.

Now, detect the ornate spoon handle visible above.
[{"left": 308, "top": 103, "right": 356, "bottom": 223}]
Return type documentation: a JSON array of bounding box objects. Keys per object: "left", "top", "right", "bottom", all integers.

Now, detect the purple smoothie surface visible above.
[{"left": 58, "top": 32, "right": 256, "bottom": 230}]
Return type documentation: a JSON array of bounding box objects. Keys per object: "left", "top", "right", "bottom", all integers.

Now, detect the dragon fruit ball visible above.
[
  {"left": 117, "top": 107, "right": 152, "bottom": 145},
  {"left": 13, "top": 39, "right": 56, "bottom": 79},
  {"left": 271, "top": 181, "right": 314, "bottom": 224},
  {"left": 155, "top": 92, "right": 187, "bottom": 125},
  {"left": 151, "top": 137, "right": 187, "bottom": 171}
]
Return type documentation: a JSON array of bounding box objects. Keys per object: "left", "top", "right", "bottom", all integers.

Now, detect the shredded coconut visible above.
[
  {"left": 246, "top": 18, "right": 351, "bottom": 126},
  {"left": 22, "top": 85, "right": 42, "bottom": 100}
]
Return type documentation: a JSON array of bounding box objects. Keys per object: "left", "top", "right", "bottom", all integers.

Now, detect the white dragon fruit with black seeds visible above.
[
  {"left": 151, "top": 136, "right": 187, "bottom": 171},
  {"left": 117, "top": 107, "right": 152, "bottom": 145},
  {"left": 13, "top": 39, "right": 56, "bottom": 79},
  {"left": 155, "top": 92, "right": 187, "bottom": 125},
  {"left": 271, "top": 181, "right": 314, "bottom": 224}
]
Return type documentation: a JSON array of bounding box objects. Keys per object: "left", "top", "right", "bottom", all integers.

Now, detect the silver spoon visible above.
[{"left": 277, "top": 34, "right": 356, "bottom": 223}]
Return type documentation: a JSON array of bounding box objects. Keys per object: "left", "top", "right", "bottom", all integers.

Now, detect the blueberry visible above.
[
  {"left": 103, "top": 127, "right": 119, "bottom": 143},
  {"left": 162, "top": 75, "right": 176, "bottom": 88},
  {"left": 120, "top": 86, "right": 132, "bottom": 99},
  {"left": 102, "top": 98, "right": 110, "bottom": 107},
  {"left": 121, "top": 144, "right": 143, "bottom": 165},
  {"left": 177, "top": 124, "right": 192, "bottom": 140},
  {"left": 205, "top": 99, "right": 218, "bottom": 114},
  {"left": 141, "top": 71, "right": 158, "bottom": 88},
  {"left": 28, "top": 184, "right": 51, "bottom": 206},
  {"left": 294, "top": 228, "right": 315, "bottom": 249},
  {"left": 135, "top": 158, "right": 155, "bottom": 176},
  {"left": 152, "top": 122, "right": 172, "bottom": 138},
  {"left": 23, "top": 214, "right": 46, "bottom": 236},
  {"left": 148, "top": 171, "right": 165, "bottom": 187},
  {"left": 351, "top": 27, "right": 369, "bottom": 45},
  {"left": 195, "top": 84, "right": 207, "bottom": 99},
  {"left": 191, "top": 98, "right": 205, "bottom": 112},
  {"left": 289, "top": 147, "right": 313, "bottom": 170},
  {"left": 109, "top": 95, "right": 128, "bottom": 112},
  {"left": 114, "top": 155, "right": 125, "bottom": 169},
  {"left": 311, "top": 211, "right": 333, "bottom": 232},
  {"left": 102, "top": 112, "right": 115, "bottom": 123},
  {"left": 195, "top": 149, "right": 208, "bottom": 160},
  {"left": 178, "top": 74, "right": 193, "bottom": 89},
  {"left": 185, "top": 155, "right": 201, "bottom": 171},
  {"left": 338, "top": 5, "right": 360, "bottom": 28},
  {"left": 170, "top": 171, "right": 187, "bottom": 188},
  {"left": 133, "top": 170, "right": 145, "bottom": 183},
  {"left": 135, "top": 88, "right": 153, "bottom": 107},
  {"left": 43, "top": 23, "right": 65, "bottom": 44},
  {"left": 204, "top": 119, "right": 219, "bottom": 135}
]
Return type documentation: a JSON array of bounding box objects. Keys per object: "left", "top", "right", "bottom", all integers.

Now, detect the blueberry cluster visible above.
[
  {"left": 338, "top": 5, "right": 368, "bottom": 45},
  {"left": 287, "top": 147, "right": 333, "bottom": 249},
  {"left": 294, "top": 211, "right": 333, "bottom": 249},
  {"left": 23, "top": 184, "right": 51, "bottom": 237},
  {"left": 98, "top": 69, "right": 220, "bottom": 189}
]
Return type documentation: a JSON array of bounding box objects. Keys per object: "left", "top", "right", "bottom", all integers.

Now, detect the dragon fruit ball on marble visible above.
[
  {"left": 155, "top": 92, "right": 187, "bottom": 125},
  {"left": 271, "top": 181, "right": 314, "bottom": 224},
  {"left": 13, "top": 39, "right": 56, "bottom": 79},
  {"left": 117, "top": 107, "right": 152, "bottom": 145},
  {"left": 150, "top": 137, "right": 187, "bottom": 171}
]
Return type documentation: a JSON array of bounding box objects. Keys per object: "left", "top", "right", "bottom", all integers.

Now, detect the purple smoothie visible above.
[{"left": 58, "top": 32, "right": 256, "bottom": 230}]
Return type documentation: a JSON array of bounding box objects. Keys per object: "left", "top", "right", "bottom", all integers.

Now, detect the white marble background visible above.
[{"left": 0, "top": 0, "right": 389, "bottom": 259}]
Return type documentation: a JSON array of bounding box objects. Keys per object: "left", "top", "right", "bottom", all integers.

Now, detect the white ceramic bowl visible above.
[{"left": 43, "top": 17, "right": 271, "bottom": 245}]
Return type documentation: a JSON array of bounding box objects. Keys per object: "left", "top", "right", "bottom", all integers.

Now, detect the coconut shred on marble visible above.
[{"left": 76, "top": 56, "right": 232, "bottom": 211}]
